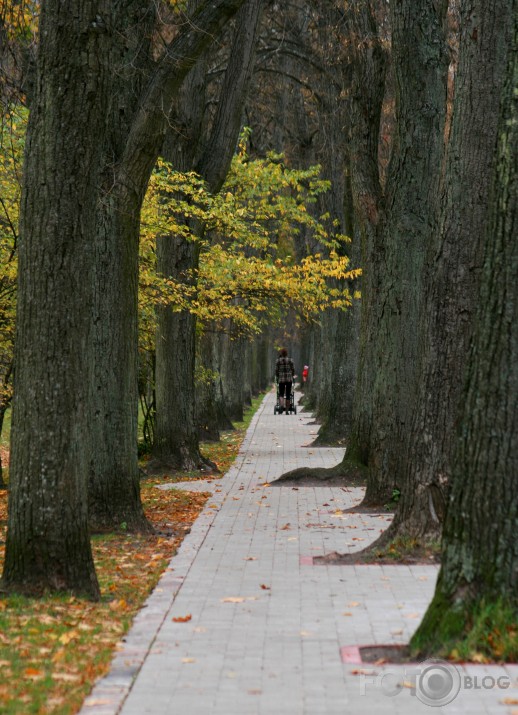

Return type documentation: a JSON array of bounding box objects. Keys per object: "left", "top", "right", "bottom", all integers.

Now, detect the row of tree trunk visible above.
[
  {"left": 1, "top": 0, "right": 250, "bottom": 598},
  {"left": 1, "top": 0, "right": 516, "bottom": 652},
  {"left": 289, "top": 0, "right": 518, "bottom": 647}
]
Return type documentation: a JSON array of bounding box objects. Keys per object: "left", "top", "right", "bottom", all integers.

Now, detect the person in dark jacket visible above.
[{"left": 275, "top": 348, "right": 295, "bottom": 413}]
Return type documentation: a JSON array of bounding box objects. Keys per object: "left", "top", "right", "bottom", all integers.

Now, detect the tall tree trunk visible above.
[
  {"left": 1, "top": 0, "right": 113, "bottom": 598},
  {"left": 196, "top": 326, "right": 223, "bottom": 442},
  {"left": 315, "top": 165, "right": 360, "bottom": 446},
  {"left": 385, "top": 0, "right": 512, "bottom": 541},
  {"left": 87, "top": 0, "right": 246, "bottom": 484},
  {"left": 153, "top": 235, "right": 204, "bottom": 470},
  {"left": 3, "top": 0, "right": 246, "bottom": 593},
  {"left": 88, "top": 1, "right": 154, "bottom": 533},
  {"left": 150, "top": 52, "right": 208, "bottom": 472},
  {"left": 342, "top": 0, "right": 387, "bottom": 476},
  {"left": 152, "top": 0, "right": 264, "bottom": 470},
  {"left": 412, "top": 12, "right": 517, "bottom": 652},
  {"left": 347, "top": 0, "right": 448, "bottom": 507},
  {"left": 220, "top": 327, "right": 245, "bottom": 422}
]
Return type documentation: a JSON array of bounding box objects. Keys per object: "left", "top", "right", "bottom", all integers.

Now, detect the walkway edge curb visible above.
[{"left": 79, "top": 394, "right": 270, "bottom": 715}]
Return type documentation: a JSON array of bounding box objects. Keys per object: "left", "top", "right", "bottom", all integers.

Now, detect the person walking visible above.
[{"left": 275, "top": 348, "right": 295, "bottom": 413}]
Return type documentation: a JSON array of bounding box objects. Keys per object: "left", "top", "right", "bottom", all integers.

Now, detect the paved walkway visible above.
[{"left": 81, "top": 391, "right": 517, "bottom": 715}]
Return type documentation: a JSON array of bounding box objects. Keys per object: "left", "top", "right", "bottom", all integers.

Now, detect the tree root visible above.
[
  {"left": 313, "top": 528, "right": 440, "bottom": 566},
  {"left": 145, "top": 453, "right": 218, "bottom": 476},
  {"left": 270, "top": 460, "right": 366, "bottom": 487}
]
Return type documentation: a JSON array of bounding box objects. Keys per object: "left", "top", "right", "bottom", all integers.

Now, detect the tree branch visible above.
[{"left": 119, "top": 0, "right": 246, "bottom": 198}]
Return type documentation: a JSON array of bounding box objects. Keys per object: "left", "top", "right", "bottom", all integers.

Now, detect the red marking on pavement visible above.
[
  {"left": 340, "top": 646, "right": 362, "bottom": 664},
  {"left": 299, "top": 556, "right": 314, "bottom": 565}
]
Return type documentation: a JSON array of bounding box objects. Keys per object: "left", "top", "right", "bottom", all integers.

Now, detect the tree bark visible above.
[
  {"left": 347, "top": 0, "right": 448, "bottom": 507},
  {"left": 88, "top": 0, "right": 154, "bottom": 533},
  {"left": 152, "top": 0, "right": 264, "bottom": 469},
  {"left": 315, "top": 165, "right": 360, "bottom": 446},
  {"left": 412, "top": 10, "right": 518, "bottom": 652},
  {"left": 220, "top": 327, "right": 246, "bottom": 422},
  {"left": 341, "top": 0, "right": 387, "bottom": 480},
  {"left": 2, "top": 0, "right": 247, "bottom": 594},
  {"left": 196, "top": 326, "right": 223, "bottom": 442},
  {"left": 386, "top": 0, "right": 512, "bottom": 540},
  {"left": 88, "top": 0, "right": 246, "bottom": 490},
  {"left": 1, "top": 0, "right": 113, "bottom": 598}
]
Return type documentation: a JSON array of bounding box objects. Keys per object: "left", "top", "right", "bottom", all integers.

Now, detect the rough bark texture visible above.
[
  {"left": 2, "top": 0, "right": 112, "bottom": 597},
  {"left": 86, "top": 0, "right": 245, "bottom": 482},
  {"left": 153, "top": 235, "right": 204, "bottom": 471},
  {"left": 93, "top": 0, "right": 248, "bottom": 482},
  {"left": 220, "top": 329, "right": 246, "bottom": 422},
  {"left": 88, "top": 1, "right": 154, "bottom": 532},
  {"left": 412, "top": 11, "right": 518, "bottom": 651},
  {"left": 150, "top": 54, "right": 208, "bottom": 472},
  {"left": 346, "top": 0, "right": 448, "bottom": 509},
  {"left": 342, "top": 0, "right": 387, "bottom": 479},
  {"left": 196, "top": 327, "right": 223, "bottom": 442},
  {"left": 316, "top": 168, "right": 360, "bottom": 445},
  {"left": 387, "top": 0, "right": 512, "bottom": 540}
]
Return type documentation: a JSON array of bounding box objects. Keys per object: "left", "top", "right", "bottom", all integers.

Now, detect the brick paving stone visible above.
[{"left": 80, "top": 391, "right": 517, "bottom": 715}]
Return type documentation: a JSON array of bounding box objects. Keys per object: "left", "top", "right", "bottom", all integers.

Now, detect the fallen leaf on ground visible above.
[
  {"left": 59, "top": 630, "right": 80, "bottom": 644},
  {"left": 24, "top": 668, "right": 44, "bottom": 680},
  {"left": 260, "top": 584, "right": 270, "bottom": 590},
  {"left": 52, "top": 673, "right": 82, "bottom": 683},
  {"left": 172, "top": 614, "right": 192, "bottom": 623},
  {"left": 350, "top": 668, "right": 376, "bottom": 676}
]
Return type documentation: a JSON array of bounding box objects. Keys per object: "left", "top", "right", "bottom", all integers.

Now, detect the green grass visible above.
[
  {"left": 373, "top": 536, "right": 441, "bottom": 563},
  {"left": 0, "top": 406, "right": 10, "bottom": 450},
  {"left": 411, "top": 595, "right": 518, "bottom": 663}
]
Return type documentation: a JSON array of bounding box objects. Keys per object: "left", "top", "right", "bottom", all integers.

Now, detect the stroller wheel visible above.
[{"left": 294, "top": 406, "right": 297, "bottom": 414}]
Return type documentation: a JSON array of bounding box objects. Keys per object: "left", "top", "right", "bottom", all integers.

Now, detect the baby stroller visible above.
[{"left": 274, "top": 381, "right": 297, "bottom": 415}]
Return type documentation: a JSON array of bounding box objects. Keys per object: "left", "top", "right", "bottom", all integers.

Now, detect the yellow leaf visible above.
[{"left": 59, "top": 630, "right": 79, "bottom": 645}]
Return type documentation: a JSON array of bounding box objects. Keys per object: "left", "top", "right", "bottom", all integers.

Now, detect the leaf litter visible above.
[{"left": 0, "top": 480, "right": 209, "bottom": 714}]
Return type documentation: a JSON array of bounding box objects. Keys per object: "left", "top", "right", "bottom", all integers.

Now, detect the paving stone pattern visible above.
[{"left": 81, "top": 391, "right": 518, "bottom": 715}]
